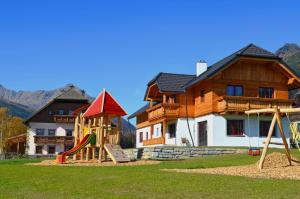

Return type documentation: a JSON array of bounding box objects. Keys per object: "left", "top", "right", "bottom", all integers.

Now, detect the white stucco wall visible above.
[
  {"left": 135, "top": 113, "right": 290, "bottom": 148},
  {"left": 27, "top": 122, "right": 74, "bottom": 156},
  {"left": 175, "top": 118, "right": 195, "bottom": 146},
  {"left": 136, "top": 126, "right": 151, "bottom": 148},
  {"left": 195, "top": 114, "right": 290, "bottom": 148}
]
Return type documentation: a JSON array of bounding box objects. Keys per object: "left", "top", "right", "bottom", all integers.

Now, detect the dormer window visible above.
[{"left": 227, "top": 85, "right": 243, "bottom": 96}]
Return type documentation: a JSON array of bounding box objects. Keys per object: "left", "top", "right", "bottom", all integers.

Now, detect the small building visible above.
[
  {"left": 128, "top": 44, "right": 300, "bottom": 148},
  {"left": 25, "top": 86, "right": 90, "bottom": 156},
  {"left": 5, "top": 133, "right": 27, "bottom": 156}
]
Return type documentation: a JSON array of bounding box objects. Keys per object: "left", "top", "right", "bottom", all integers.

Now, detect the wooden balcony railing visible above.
[
  {"left": 147, "top": 103, "right": 180, "bottom": 121},
  {"left": 53, "top": 115, "right": 75, "bottom": 123},
  {"left": 143, "top": 137, "right": 165, "bottom": 146},
  {"left": 217, "top": 96, "right": 293, "bottom": 113},
  {"left": 34, "top": 136, "right": 74, "bottom": 145}
]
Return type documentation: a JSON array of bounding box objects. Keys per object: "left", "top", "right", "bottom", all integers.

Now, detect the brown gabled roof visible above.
[
  {"left": 24, "top": 86, "right": 89, "bottom": 124},
  {"left": 184, "top": 44, "right": 287, "bottom": 88}
]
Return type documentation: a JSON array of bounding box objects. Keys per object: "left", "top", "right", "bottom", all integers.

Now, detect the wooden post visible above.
[
  {"left": 274, "top": 108, "right": 292, "bottom": 166},
  {"left": 73, "top": 116, "right": 79, "bottom": 160},
  {"left": 162, "top": 120, "right": 167, "bottom": 144},
  {"left": 163, "top": 94, "right": 167, "bottom": 103},
  {"left": 17, "top": 140, "right": 20, "bottom": 154},
  {"left": 92, "top": 147, "right": 95, "bottom": 160},
  {"left": 103, "top": 115, "right": 108, "bottom": 161},
  {"left": 86, "top": 147, "right": 89, "bottom": 161},
  {"left": 80, "top": 149, "right": 84, "bottom": 161},
  {"left": 258, "top": 113, "right": 277, "bottom": 170},
  {"left": 98, "top": 116, "right": 104, "bottom": 163},
  {"left": 117, "top": 116, "right": 121, "bottom": 145}
]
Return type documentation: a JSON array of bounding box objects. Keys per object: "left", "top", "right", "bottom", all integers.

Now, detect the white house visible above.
[{"left": 25, "top": 86, "right": 90, "bottom": 156}]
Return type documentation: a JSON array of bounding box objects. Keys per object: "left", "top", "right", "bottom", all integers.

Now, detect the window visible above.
[
  {"left": 48, "top": 111, "right": 53, "bottom": 115},
  {"left": 66, "top": 129, "right": 73, "bottom": 137},
  {"left": 259, "top": 121, "right": 276, "bottom": 137},
  {"left": 47, "top": 146, "right": 56, "bottom": 154},
  {"left": 48, "top": 129, "right": 56, "bottom": 136},
  {"left": 146, "top": 132, "right": 149, "bottom": 140},
  {"left": 227, "top": 120, "right": 244, "bottom": 136},
  {"left": 58, "top": 109, "right": 64, "bottom": 115},
  {"left": 259, "top": 87, "right": 274, "bottom": 98},
  {"left": 227, "top": 85, "right": 243, "bottom": 96},
  {"left": 168, "top": 123, "right": 176, "bottom": 138},
  {"left": 35, "top": 146, "right": 43, "bottom": 154},
  {"left": 200, "top": 90, "right": 205, "bottom": 102},
  {"left": 139, "top": 132, "right": 143, "bottom": 143},
  {"left": 36, "top": 128, "right": 45, "bottom": 136},
  {"left": 68, "top": 110, "right": 74, "bottom": 115}
]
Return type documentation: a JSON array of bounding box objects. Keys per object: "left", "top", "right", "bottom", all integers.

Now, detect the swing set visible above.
[
  {"left": 245, "top": 106, "right": 300, "bottom": 170},
  {"left": 246, "top": 113, "right": 261, "bottom": 156}
]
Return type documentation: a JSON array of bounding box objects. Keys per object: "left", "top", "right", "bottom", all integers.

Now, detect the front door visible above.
[{"left": 198, "top": 121, "right": 207, "bottom": 146}]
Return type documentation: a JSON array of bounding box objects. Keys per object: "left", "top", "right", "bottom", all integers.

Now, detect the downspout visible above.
[{"left": 185, "top": 91, "right": 195, "bottom": 147}]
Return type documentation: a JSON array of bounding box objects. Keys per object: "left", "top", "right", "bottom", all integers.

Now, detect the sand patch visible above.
[
  {"left": 26, "top": 159, "right": 160, "bottom": 167},
  {"left": 164, "top": 152, "right": 300, "bottom": 180}
]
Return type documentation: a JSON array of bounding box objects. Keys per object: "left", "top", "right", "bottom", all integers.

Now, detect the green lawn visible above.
[{"left": 0, "top": 149, "right": 299, "bottom": 199}]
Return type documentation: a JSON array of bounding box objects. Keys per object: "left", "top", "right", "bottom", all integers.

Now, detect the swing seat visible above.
[{"left": 248, "top": 148, "right": 261, "bottom": 156}]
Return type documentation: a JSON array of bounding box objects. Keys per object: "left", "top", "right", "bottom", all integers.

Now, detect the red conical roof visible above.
[{"left": 83, "top": 89, "right": 127, "bottom": 117}]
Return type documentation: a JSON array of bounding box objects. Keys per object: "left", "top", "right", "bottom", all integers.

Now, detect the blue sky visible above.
[{"left": 0, "top": 0, "right": 300, "bottom": 115}]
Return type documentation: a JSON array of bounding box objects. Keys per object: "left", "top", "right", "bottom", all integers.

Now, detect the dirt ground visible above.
[
  {"left": 165, "top": 152, "right": 300, "bottom": 180},
  {"left": 27, "top": 159, "right": 160, "bottom": 167}
]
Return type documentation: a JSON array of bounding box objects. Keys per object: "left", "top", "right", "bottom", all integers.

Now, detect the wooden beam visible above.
[
  {"left": 163, "top": 94, "right": 167, "bottom": 103},
  {"left": 262, "top": 141, "right": 284, "bottom": 145},
  {"left": 246, "top": 107, "right": 300, "bottom": 114},
  {"left": 258, "top": 113, "right": 277, "bottom": 170},
  {"left": 275, "top": 108, "right": 292, "bottom": 166},
  {"left": 288, "top": 77, "right": 296, "bottom": 85}
]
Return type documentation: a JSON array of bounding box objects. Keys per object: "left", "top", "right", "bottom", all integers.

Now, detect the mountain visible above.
[
  {"left": 275, "top": 43, "right": 300, "bottom": 75},
  {"left": 0, "top": 99, "right": 32, "bottom": 118},
  {"left": 0, "top": 84, "right": 87, "bottom": 111}
]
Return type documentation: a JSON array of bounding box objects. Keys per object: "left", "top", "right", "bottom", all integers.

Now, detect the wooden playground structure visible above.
[
  {"left": 57, "top": 89, "right": 130, "bottom": 164},
  {"left": 245, "top": 106, "right": 300, "bottom": 171}
]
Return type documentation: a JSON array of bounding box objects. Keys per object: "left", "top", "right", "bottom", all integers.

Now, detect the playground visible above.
[{"left": 56, "top": 88, "right": 132, "bottom": 165}]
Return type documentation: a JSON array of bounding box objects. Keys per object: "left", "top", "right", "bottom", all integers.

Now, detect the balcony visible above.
[
  {"left": 143, "top": 137, "right": 165, "bottom": 146},
  {"left": 53, "top": 115, "right": 75, "bottom": 123},
  {"left": 147, "top": 103, "right": 180, "bottom": 121},
  {"left": 217, "top": 96, "right": 293, "bottom": 113},
  {"left": 34, "top": 136, "right": 74, "bottom": 145}
]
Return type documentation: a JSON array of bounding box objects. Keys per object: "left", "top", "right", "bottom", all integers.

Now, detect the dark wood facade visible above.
[{"left": 27, "top": 100, "right": 89, "bottom": 124}]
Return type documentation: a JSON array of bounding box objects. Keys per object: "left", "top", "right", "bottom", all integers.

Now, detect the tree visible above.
[{"left": 0, "top": 108, "right": 27, "bottom": 159}]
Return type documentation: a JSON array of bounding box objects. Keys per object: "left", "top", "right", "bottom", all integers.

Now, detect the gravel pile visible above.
[{"left": 165, "top": 152, "right": 300, "bottom": 180}]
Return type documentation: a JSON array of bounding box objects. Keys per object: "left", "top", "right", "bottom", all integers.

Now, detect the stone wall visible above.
[{"left": 124, "top": 147, "right": 245, "bottom": 160}]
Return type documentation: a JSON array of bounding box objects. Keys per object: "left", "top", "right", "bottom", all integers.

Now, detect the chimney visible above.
[{"left": 196, "top": 60, "right": 207, "bottom": 76}]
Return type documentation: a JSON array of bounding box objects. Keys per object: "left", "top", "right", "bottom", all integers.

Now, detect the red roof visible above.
[{"left": 83, "top": 89, "right": 127, "bottom": 117}]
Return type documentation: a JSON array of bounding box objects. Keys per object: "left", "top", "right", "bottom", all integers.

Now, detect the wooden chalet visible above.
[{"left": 128, "top": 44, "right": 300, "bottom": 148}]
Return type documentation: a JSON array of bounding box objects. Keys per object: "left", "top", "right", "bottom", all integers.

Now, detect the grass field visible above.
[{"left": 0, "top": 150, "right": 299, "bottom": 199}]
